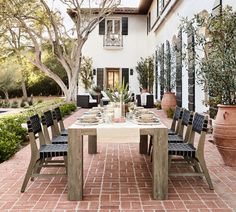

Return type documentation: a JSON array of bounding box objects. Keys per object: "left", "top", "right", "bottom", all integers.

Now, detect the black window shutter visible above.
[
  {"left": 122, "top": 68, "right": 129, "bottom": 88},
  {"left": 99, "top": 19, "right": 105, "bottom": 35},
  {"left": 122, "top": 17, "right": 128, "bottom": 35},
  {"left": 97, "top": 68, "right": 104, "bottom": 90}
]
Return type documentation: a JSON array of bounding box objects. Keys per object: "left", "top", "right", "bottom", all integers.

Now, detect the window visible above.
[
  {"left": 104, "top": 18, "right": 122, "bottom": 47},
  {"left": 99, "top": 17, "right": 128, "bottom": 48},
  {"left": 158, "top": 0, "right": 171, "bottom": 14}
]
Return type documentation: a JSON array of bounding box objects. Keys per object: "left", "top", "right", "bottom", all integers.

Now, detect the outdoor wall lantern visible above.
[
  {"left": 93, "top": 69, "right": 96, "bottom": 75},
  {"left": 130, "top": 69, "right": 133, "bottom": 75}
]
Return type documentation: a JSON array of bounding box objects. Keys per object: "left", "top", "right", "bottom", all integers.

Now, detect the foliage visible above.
[
  {"left": 59, "top": 103, "right": 77, "bottom": 117},
  {"left": 0, "top": 100, "right": 76, "bottom": 163},
  {"left": 11, "top": 100, "right": 19, "bottom": 108},
  {"left": 23, "top": 98, "right": 64, "bottom": 117},
  {"left": 158, "top": 41, "right": 175, "bottom": 92},
  {"left": 0, "top": 115, "right": 27, "bottom": 142},
  {"left": 181, "top": 6, "right": 236, "bottom": 105},
  {"left": 0, "top": 55, "right": 21, "bottom": 99},
  {"left": 0, "top": 114, "right": 28, "bottom": 163},
  {"left": 0, "top": 127, "right": 20, "bottom": 163},
  {"left": 0, "top": 0, "right": 120, "bottom": 102},
  {"left": 92, "top": 85, "right": 102, "bottom": 94},
  {"left": 136, "top": 56, "right": 154, "bottom": 92},
  {"left": 166, "top": 107, "right": 175, "bottom": 118},
  {"left": 155, "top": 101, "right": 162, "bottom": 110},
  {"left": 105, "top": 81, "right": 132, "bottom": 104},
  {"left": 80, "top": 57, "right": 93, "bottom": 91}
]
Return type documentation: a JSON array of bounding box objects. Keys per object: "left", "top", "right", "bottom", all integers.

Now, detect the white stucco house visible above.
[{"left": 80, "top": 0, "right": 236, "bottom": 113}]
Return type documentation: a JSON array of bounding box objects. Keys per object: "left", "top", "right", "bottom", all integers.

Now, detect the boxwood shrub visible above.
[
  {"left": 60, "top": 103, "right": 77, "bottom": 117},
  {"left": 0, "top": 101, "right": 77, "bottom": 163},
  {"left": 0, "top": 123, "right": 21, "bottom": 163}
]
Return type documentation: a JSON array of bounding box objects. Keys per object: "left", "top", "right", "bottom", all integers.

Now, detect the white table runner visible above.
[{"left": 96, "top": 122, "right": 140, "bottom": 143}]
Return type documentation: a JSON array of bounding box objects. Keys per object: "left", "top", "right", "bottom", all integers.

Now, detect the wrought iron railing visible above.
[{"left": 103, "top": 34, "right": 123, "bottom": 48}]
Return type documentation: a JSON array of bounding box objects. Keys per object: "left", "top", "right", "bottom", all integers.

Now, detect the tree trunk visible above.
[
  {"left": 21, "top": 77, "right": 28, "bottom": 101},
  {"left": 4, "top": 91, "right": 9, "bottom": 100}
]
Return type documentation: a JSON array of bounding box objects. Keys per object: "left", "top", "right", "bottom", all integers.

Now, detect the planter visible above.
[
  {"left": 213, "top": 105, "right": 236, "bottom": 166},
  {"left": 161, "top": 92, "right": 177, "bottom": 112}
]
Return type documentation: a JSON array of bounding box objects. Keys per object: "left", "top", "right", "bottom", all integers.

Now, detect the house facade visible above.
[{"left": 81, "top": 0, "right": 236, "bottom": 113}]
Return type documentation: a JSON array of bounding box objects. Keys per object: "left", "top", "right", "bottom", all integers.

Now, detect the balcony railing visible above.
[{"left": 103, "top": 34, "right": 123, "bottom": 48}]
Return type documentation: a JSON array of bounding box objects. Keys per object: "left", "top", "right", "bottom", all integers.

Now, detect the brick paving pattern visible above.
[{"left": 0, "top": 108, "right": 236, "bottom": 211}]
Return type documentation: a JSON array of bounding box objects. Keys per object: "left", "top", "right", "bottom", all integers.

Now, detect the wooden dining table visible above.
[{"left": 67, "top": 119, "right": 168, "bottom": 201}]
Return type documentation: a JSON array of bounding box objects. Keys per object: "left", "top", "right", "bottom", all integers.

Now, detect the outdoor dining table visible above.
[{"left": 67, "top": 117, "right": 168, "bottom": 201}]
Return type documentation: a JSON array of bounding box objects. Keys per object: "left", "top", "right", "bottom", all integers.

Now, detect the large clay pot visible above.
[
  {"left": 161, "top": 92, "right": 177, "bottom": 112},
  {"left": 213, "top": 105, "right": 236, "bottom": 166}
]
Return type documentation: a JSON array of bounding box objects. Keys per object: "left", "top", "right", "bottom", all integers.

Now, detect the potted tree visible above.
[
  {"left": 136, "top": 56, "right": 154, "bottom": 93},
  {"left": 79, "top": 56, "right": 93, "bottom": 92},
  {"left": 159, "top": 41, "right": 176, "bottom": 112},
  {"left": 182, "top": 7, "right": 236, "bottom": 166}
]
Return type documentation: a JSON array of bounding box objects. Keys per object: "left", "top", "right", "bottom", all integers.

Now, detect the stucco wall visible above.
[
  {"left": 147, "top": 0, "right": 236, "bottom": 113},
  {"left": 81, "top": 15, "right": 149, "bottom": 94}
]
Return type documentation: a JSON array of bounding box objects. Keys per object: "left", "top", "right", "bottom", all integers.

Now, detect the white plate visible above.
[{"left": 75, "top": 120, "right": 103, "bottom": 125}]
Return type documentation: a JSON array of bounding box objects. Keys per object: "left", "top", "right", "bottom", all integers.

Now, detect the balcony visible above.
[{"left": 103, "top": 33, "right": 123, "bottom": 48}]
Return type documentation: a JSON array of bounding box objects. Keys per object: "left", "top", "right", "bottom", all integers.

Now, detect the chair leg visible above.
[
  {"left": 21, "top": 156, "right": 38, "bottom": 192},
  {"left": 148, "top": 136, "right": 153, "bottom": 155},
  {"left": 198, "top": 156, "right": 214, "bottom": 190},
  {"left": 168, "top": 156, "right": 173, "bottom": 171},
  {"left": 31, "top": 159, "right": 44, "bottom": 181},
  {"left": 64, "top": 156, "right": 68, "bottom": 174},
  {"left": 192, "top": 158, "right": 202, "bottom": 177}
]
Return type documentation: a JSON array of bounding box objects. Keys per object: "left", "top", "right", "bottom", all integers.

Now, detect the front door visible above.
[{"left": 106, "top": 69, "right": 120, "bottom": 89}]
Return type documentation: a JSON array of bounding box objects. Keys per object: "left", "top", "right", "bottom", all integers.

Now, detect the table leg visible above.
[
  {"left": 68, "top": 129, "right": 83, "bottom": 200},
  {"left": 152, "top": 128, "right": 168, "bottom": 200},
  {"left": 139, "top": 135, "right": 148, "bottom": 154},
  {"left": 88, "top": 136, "right": 97, "bottom": 154}
]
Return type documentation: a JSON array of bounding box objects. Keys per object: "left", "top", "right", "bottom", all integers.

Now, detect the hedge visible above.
[{"left": 0, "top": 101, "right": 77, "bottom": 163}]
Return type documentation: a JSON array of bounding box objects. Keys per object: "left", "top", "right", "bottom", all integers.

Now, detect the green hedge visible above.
[
  {"left": 0, "top": 101, "right": 77, "bottom": 163},
  {"left": 60, "top": 103, "right": 77, "bottom": 117},
  {"left": 0, "top": 116, "right": 27, "bottom": 163}
]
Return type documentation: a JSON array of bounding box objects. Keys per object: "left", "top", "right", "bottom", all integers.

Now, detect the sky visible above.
[{"left": 48, "top": 0, "right": 141, "bottom": 30}]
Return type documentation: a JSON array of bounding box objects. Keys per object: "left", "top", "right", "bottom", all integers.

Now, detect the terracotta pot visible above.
[
  {"left": 213, "top": 105, "right": 236, "bottom": 166},
  {"left": 161, "top": 92, "right": 177, "bottom": 112}
]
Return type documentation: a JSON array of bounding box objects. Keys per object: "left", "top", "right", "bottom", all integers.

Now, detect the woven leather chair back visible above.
[
  {"left": 28, "top": 114, "right": 42, "bottom": 134},
  {"left": 54, "top": 107, "right": 63, "bottom": 121},
  {"left": 181, "top": 110, "right": 193, "bottom": 126},
  {"left": 43, "top": 111, "right": 54, "bottom": 127},
  {"left": 192, "top": 113, "right": 208, "bottom": 134}
]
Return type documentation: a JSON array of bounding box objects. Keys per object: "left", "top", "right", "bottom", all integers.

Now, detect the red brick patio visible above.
[{"left": 0, "top": 108, "right": 236, "bottom": 211}]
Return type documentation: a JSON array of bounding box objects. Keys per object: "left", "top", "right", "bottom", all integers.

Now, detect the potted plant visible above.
[
  {"left": 136, "top": 56, "right": 154, "bottom": 93},
  {"left": 106, "top": 81, "right": 132, "bottom": 116},
  {"left": 159, "top": 41, "right": 176, "bottom": 112},
  {"left": 182, "top": 7, "right": 236, "bottom": 166},
  {"left": 79, "top": 56, "right": 93, "bottom": 92}
]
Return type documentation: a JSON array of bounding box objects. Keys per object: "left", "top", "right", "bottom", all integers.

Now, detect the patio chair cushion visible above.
[
  {"left": 52, "top": 135, "right": 68, "bottom": 144},
  {"left": 40, "top": 144, "right": 67, "bottom": 159},
  {"left": 168, "top": 143, "right": 196, "bottom": 158}
]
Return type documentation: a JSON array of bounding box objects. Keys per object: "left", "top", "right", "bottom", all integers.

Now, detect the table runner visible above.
[{"left": 96, "top": 122, "right": 140, "bottom": 143}]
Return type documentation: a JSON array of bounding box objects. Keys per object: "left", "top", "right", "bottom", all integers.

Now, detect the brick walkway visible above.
[{"left": 0, "top": 108, "right": 236, "bottom": 211}]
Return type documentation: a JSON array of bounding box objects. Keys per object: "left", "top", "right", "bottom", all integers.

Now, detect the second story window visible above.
[
  {"left": 105, "top": 19, "right": 122, "bottom": 47},
  {"left": 99, "top": 17, "right": 128, "bottom": 48}
]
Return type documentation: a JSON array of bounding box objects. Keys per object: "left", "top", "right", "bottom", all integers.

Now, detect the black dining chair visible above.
[{"left": 21, "top": 114, "right": 67, "bottom": 192}]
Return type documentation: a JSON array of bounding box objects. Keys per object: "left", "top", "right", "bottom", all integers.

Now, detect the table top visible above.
[{"left": 68, "top": 119, "right": 167, "bottom": 130}]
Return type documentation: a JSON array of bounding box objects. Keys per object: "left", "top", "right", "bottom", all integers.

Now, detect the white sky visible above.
[{"left": 48, "top": 0, "right": 141, "bottom": 31}]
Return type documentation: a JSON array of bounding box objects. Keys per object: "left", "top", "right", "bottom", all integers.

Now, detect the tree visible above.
[
  {"left": 136, "top": 56, "right": 154, "bottom": 93},
  {"left": 80, "top": 56, "right": 93, "bottom": 91},
  {"left": 0, "top": 56, "right": 21, "bottom": 100},
  {"left": 0, "top": 0, "right": 120, "bottom": 102}
]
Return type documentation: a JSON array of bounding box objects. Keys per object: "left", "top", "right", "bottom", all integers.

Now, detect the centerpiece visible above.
[{"left": 105, "top": 81, "right": 132, "bottom": 118}]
